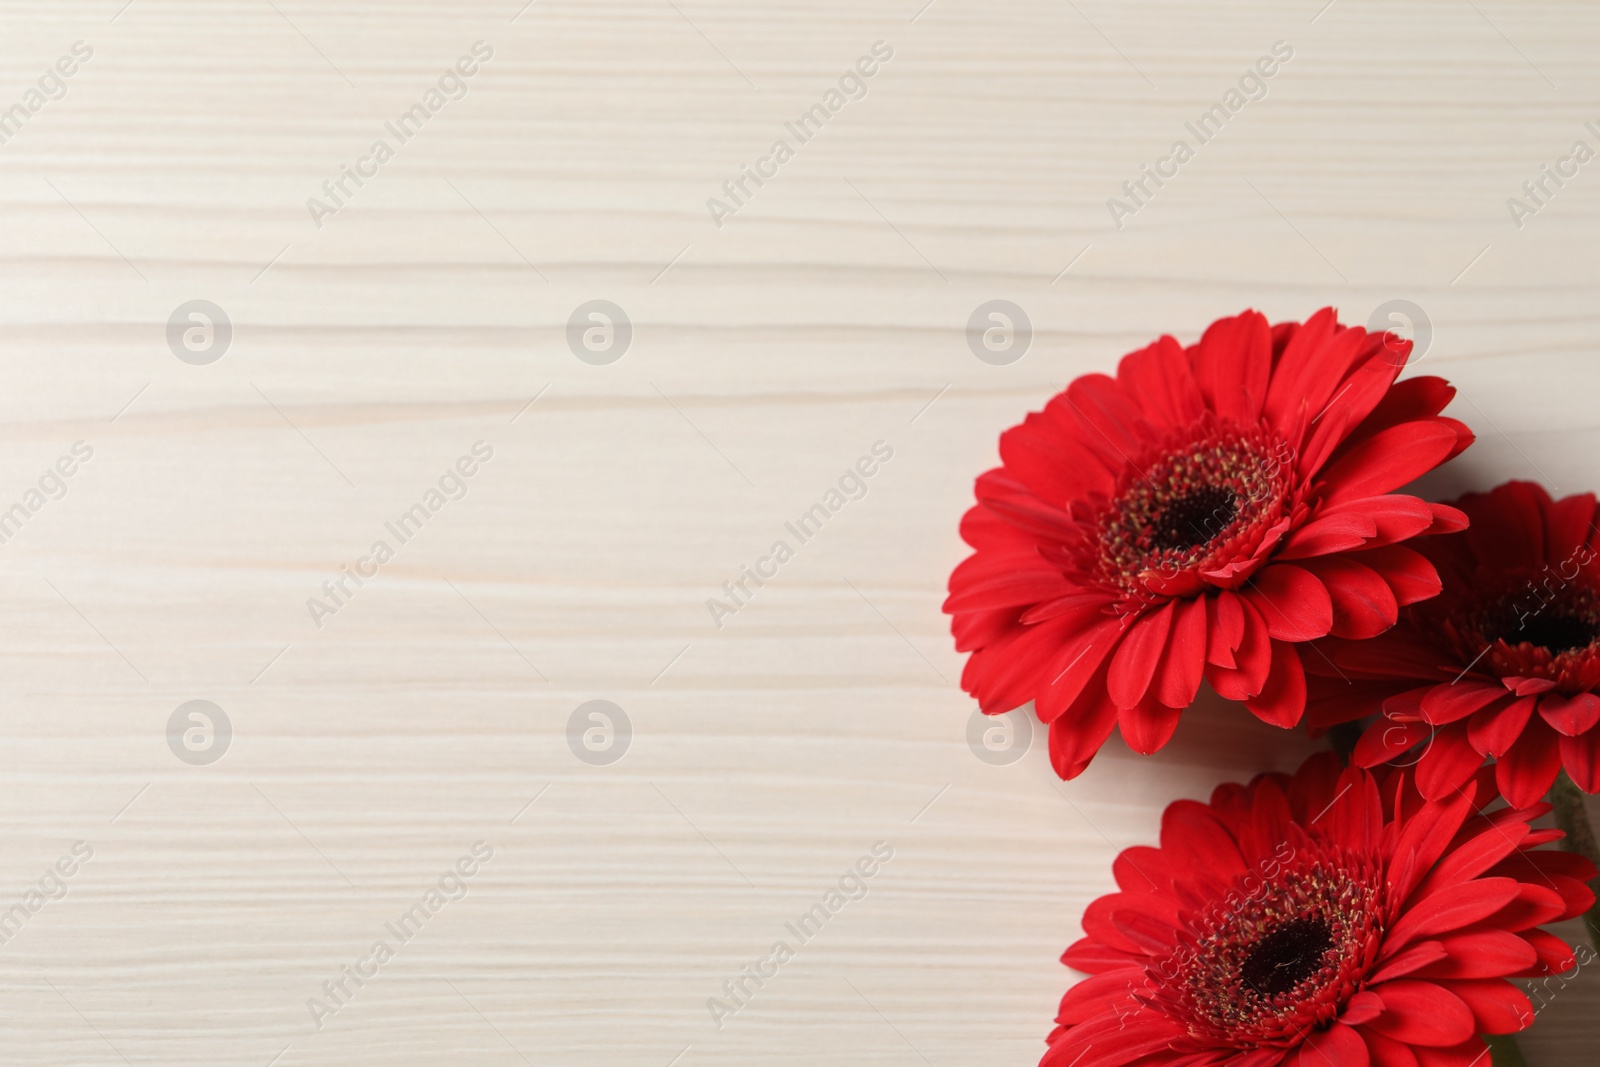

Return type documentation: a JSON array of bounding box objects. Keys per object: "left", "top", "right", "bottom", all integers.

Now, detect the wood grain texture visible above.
[{"left": 0, "top": 0, "right": 1597, "bottom": 1063}]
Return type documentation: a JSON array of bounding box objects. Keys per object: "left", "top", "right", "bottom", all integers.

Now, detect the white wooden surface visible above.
[{"left": 0, "top": 1, "right": 1597, "bottom": 1063}]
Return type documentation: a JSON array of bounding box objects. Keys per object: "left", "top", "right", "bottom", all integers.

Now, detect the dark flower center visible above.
[
  {"left": 1239, "top": 916, "right": 1334, "bottom": 997},
  {"left": 1145, "top": 847, "right": 1382, "bottom": 1047},
  {"left": 1452, "top": 581, "right": 1600, "bottom": 680},
  {"left": 1148, "top": 486, "right": 1239, "bottom": 553},
  {"left": 1094, "top": 421, "right": 1294, "bottom": 599},
  {"left": 1493, "top": 613, "right": 1599, "bottom": 656}
]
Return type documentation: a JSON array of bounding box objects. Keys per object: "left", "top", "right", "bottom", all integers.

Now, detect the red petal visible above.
[
  {"left": 1035, "top": 614, "right": 1128, "bottom": 723},
  {"left": 1427, "top": 503, "right": 1469, "bottom": 534},
  {"left": 956, "top": 495, "right": 1020, "bottom": 550},
  {"left": 1320, "top": 421, "right": 1462, "bottom": 505},
  {"left": 1286, "top": 750, "right": 1347, "bottom": 824},
  {"left": 1495, "top": 719, "right": 1563, "bottom": 808},
  {"left": 1351, "top": 374, "right": 1456, "bottom": 433},
  {"left": 1047, "top": 672, "right": 1120, "bottom": 780},
  {"left": 1334, "top": 494, "right": 1438, "bottom": 547},
  {"left": 1245, "top": 640, "right": 1307, "bottom": 728},
  {"left": 1332, "top": 764, "right": 1385, "bottom": 848},
  {"left": 1415, "top": 724, "right": 1484, "bottom": 800},
  {"left": 1060, "top": 936, "right": 1136, "bottom": 975},
  {"left": 1560, "top": 726, "right": 1600, "bottom": 792},
  {"left": 997, "top": 413, "right": 1114, "bottom": 506},
  {"left": 1322, "top": 634, "right": 1453, "bottom": 682},
  {"left": 1061, "top": 374, "right": 1154, "bottom": 470},
  {"left": 1521, "top": 927, "right": 1578, "bottom": 975},
  {"left": 1370, "top": 941, "right": 1450, "bottom": 984},
  {"left": 1194, "top": 310, "right": 1271, "bottom": 423},
  {"left": 1542, "top": 489, "right": 1598, "bottom": 561},
  {"left": 1539, "top": 692, "right": 1600, "bottom": 736},
  {"left": 942, "top": 565, "right": 1077, "bottom": 613},
  {"left": 973, "top": 479, "right": 1082, "bottom": 542},
  {"left": 1277, "top": 509, "right": 1379, "bottom": 559},
  {"left": 1408, "top": 1038, "right": 1491, "bottom": 1067},
  {"left": 1119, "top": 696, "right": 1183, "bottom": 755},
  {"left": 1360, "top": 1029, "right": 1421, "bottom": 1067},
  {"left": 1245, "top": 564, "right": 1334, "bottom": 642},
  {"left": 1295, "top": 1022, "right": 1368, "bottom": 1067},
  {"left": 1106, "top": 601, "right": 1174, "bottom": 709},
  {"left": 1155, "top": 596, "right": 1208, "bottom": 708},
  {"left": 1239, "top": 779, "right": 1295, "bottom": 859},
  {"left": 1020, "top": 592, "right": 1115, "bottom": 625},
  {"left": 1508, "top": 676, "right": 1557, "bottom": 696},
  {"left": 1356, "top": 718, "right": 1433, "bottom": 767},
  {"left": 1382, "top": 877, "right": 1522, "bottom": 950},
  {"left": 1160, "top": 798, "right": 1248, "bottom": 880},
  {"left": 1467, "top": 695, "right": 1536, "bottom": 758},
  {"left": 1298, "top": 402, "right": 1351, "bottom": 481},
  {"left": 960, "top": 614, "right": 1079, "bottom": 712},
  {"left": 1412, "top": 930, "right": 1537, "bottom": 980},
  {"left": 1493, "top": 853, "right": 1599, "bottom": 913},
  {"left": 1301, "top": 555, "right": 1400, "bottom": 639},
  {"left": 1112, "top": 845, "right": 1171, "bottom": 894},
  {"left": 1307, "top": 678, "right": 1398, "bottom": 729},
  {"left": 1358, "top": 545, "right": 1444, "bottom": 607},
  {"left": 1107, "top": 901, "right": 1180, "bottom": 953},
  {"left": 1482, "top": 882, "right": 1569, "bottom": 932},
  {"left": 1206, "top": 598, "right": 1273, "bottom": 698},
  {"left": 1208, "top": 591, "right": 1245, "bottom": 668},
  {"left": 1115, "top": 335, "right": 1205, "bottom": 429},
  {"left": 1444, "top": 978, "right": 1535, "bottom": 1034},
  {"left": 1463, "top": 481, "right": 1549, "bottom": 565},
  {"left": 1040, "top": 1013, "right": 1184, "bottom": 1067},
  {"left": 1262, "top": 309, "right": 1359, "bottom": 435},
  {"left": 1408, "top": 821, "right": 1531, "bottom": 903},
  {"left": 1054, "top": 967, "right": 1145, "bottom": 1023},
  {"left": 1343, "top": 990, "right": 1386, "bottom": 1027},
  {"left": 1388, "top": 787, "right": 1481, "bottom": 906},
  {"left": 1366, "top": 979, "right": 1476, "bottom": 1046},
  {"left": 1327, "top": 348, "right": 1413, "bottom": 444},
  {"left": 1421, "top": 683, "right": 1509, "bottom": 725}
]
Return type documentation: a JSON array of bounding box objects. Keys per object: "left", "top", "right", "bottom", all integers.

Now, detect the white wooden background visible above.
[{"left": 0, "top": 1, "right": 1597, "bottom": 1063}]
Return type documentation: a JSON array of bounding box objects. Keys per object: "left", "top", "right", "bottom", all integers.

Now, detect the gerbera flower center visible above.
[
  {"left": 1239, "top": 916, "right": 1334, "bottom": 996},
  {"left": 1144, "top": 845, "right": 1382, "bottom": 1047},
  {"left": 1472, "top": 580, "right": 1600, "bottom": 652},
  {"left": 1094, "top": 420, "right": 1293, "bottom": 598},
  {"left": 1490, "top": 612, "right": 1599, "bottom": 655},
  {"left": 1432, "top": 576, "right": 1600, "bottom": 688},
  {"left": 1148, "top": 486, "right": 1240, "bottom": 553}
]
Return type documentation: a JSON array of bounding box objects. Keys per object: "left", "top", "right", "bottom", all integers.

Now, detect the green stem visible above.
[
  {"left": 1549, "top": 770, "right": 1600, "bottom": 953},
  {"left": 1486, "top": 1033, "right": 1531, "bottom": 1067}
]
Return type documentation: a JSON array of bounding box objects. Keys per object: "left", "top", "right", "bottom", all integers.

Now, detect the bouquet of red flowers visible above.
[{"left": 947, "top": 310, "right": 1599, "bottom": 1067}]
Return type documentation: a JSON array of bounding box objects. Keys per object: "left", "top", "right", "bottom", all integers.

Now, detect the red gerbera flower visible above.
[
  {"left": 1046, "top": 753, "right": 1595, "bottom": 1067},
  {"left": 1310, "top": 480, "right": 1600, "bottom": 807},
  {"left": 945, "top": 308, "right": 1473, "bottom": 779}
]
